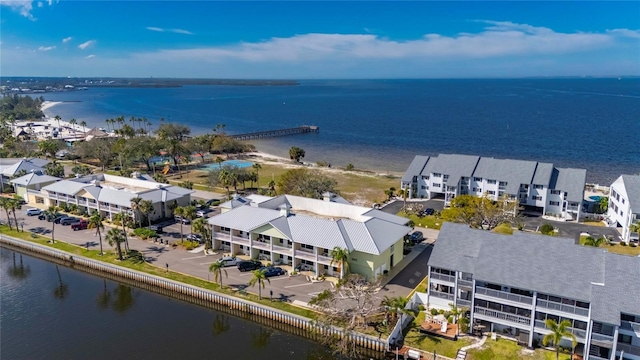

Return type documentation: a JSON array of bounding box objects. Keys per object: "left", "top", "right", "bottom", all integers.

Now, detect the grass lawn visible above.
[
  {"left": 493, "top": 223, "right": 514, "bottom": 235},
  {"left": 397, "top": 211, "right": 443, "bottom": 230},
  {"left": 579, "top": 235, "right": 640, "bottom": 256},
  {"left": 402, "top": 312, "right": 473, "bottom": 358},
  {"left": 582, "top": 219, "right": 606, "bottom": 227},
  {"left": 1, "top": 225, "right": 318, "bottom": 319},
  {"left": 467, "top": 337, "right": 572, "bottom": 360}
]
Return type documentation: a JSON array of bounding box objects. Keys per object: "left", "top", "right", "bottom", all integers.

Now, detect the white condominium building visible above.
[{"left": 607, "top": 174, "right": 640, "bottom": 244}]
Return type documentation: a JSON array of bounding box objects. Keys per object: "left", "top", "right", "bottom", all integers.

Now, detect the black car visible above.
[
  {"left": 149, "top": 225, "right": 164, "bottom": 234},
  {"left": 424, "top": 208, "right": 435, "bottom": 215},
  {"left": 260, "top": 266, "right": 286, "bottom": 277},
  {"left": 38, "top": 213, "right": 47, "bottom": 220},
  {"left": 60, "top": 217, "right": 79, "bottom": 226},
  {"left": 237, "top": 260, "right": 262, "bottom": 272},
  {"left": 409, "top": 231, "right": 424, "bottom": 244},
  {"left": 52, "top": 215, "right": 66, "bottom": 224}
]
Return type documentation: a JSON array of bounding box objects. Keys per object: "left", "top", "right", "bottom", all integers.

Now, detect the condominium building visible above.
[
  {"left": 426, "top": 223, "right": 640, "bottom": 360},
  {"left": 207, "top": 193, "right": 411, "bottom": 280},
  {"left": 0, "top": 157, "right": 49, "bottom": 192},
  {"left": 29, "top": 173, "right": 193, "bottom": 222},
  {"left": 400, "top": 154, "right": 587, "bottom": 220},
  {"left": 607, "top": 175, "right": 640, "bottom": 244}
]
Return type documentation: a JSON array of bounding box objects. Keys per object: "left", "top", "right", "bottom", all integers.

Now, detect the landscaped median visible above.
[{"left": 0, "top": 225, "right": 317, "bottom": 319}]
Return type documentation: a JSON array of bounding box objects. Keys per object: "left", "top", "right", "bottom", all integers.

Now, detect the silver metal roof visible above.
[
  {"left": 42, "top": 179, "right": 90, "bottom": 195},
  {"left": 10, "top": 173, "right": 60, "bottom": 186},
  {"left": 208, "top": 206, "right": 282, "bottom": 232}
]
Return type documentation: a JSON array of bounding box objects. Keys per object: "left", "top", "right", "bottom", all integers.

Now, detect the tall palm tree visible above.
[
  {"left": 209, "top": 261, "right": 227, "bottom": 288},
  {"left": 252, "top": 163, "right": 262, "bottom": 187},
  {"left": 448, "top": 303, "right": 469, "bottom": 336},
  {"left": 69, "top": 118, "right": 77, "bottom": 129},
  {"left": 192, "top": 217, "right": 212, "bottom": 250},
  {"left": 106, "top": 228, "right": 126, "bottom": 260},
  {"left": 113, "top": 211, "right": 132, "bottom": 252},
  {"left": 398, "top": 189, "right": 408, "bottom": 210},
  {"left": 130, "top": 197, "right": 143, "bottom": 228},
  {"left": 7, "top": 198, "right": 22, "bottom": 232},
  {"left": 248, "top": 268, "right": 270, "bottom": 300},
  {"left": 174, "top": 205, "right": 196, "bottom": 242},
  {"left": 88, "top": 212, "right": 105, "bottom": 255},
  {"left": 54, "top": 115, "right": 62, "bottom": 129},
  {"left": 330, "top": 246, "right": 350, "bottom": 279},
  {"left": 381, "top": 296, "right": 415, "bottom": 324},
  {"left": 214, "top": 156, "right": 225, "bottom": 169},
  {"left": 0, "top": 198, "right": 14, "bottom": 230},
  {"left": 174, "top": 206, "right": 186, "bottom": 241},
  {"left": 43, "top": 206, "right": 61, "bottom": 243},
  {"left": 139, "top": 199, "right": 154, "bottom": 228},
  {"left": 79, "top": 120, "right": 87, "bottom": 136},
  {"left": 543, "top": 319, "right": 577, "bottom": 360}
]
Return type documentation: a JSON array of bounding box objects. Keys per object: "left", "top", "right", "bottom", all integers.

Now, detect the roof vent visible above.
[{"left": 279, "top": 203, "right": 291, "bottom": 217}]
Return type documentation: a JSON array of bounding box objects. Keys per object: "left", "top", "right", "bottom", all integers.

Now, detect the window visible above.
[
  {"left": 487, "top": 190, "right": 495, "bottom": 195},
  {"left": 499, "top": 181, "right": 507, "bottom": 186},
  {"left": 534, "top": 184, "right": 544, "bottom": 190},
  {"left": 616, "top": 194, "right": 620, "bottom": 201},
  {"left": 474, "top": 177, "right": 482, "bottom": 182},
  {"left": 498, "top": 191, "right": 504, "bottom": 197},
  {"left": 421, "top": 185, "right": 426, "bottom": 190},
  {"left": 549, "top": 201, "right": 560, "bottom": 206},
  {"left": 487, "top": 179, "right": 497, "bottom": 185},
  {"left": 551, "top": 190, "right": 561, "bottom": 195},
  {"left": 433, "top": 183, "right": 441, "bottom": 188},
  {"left": 301, "top": 243, "right": 314, "bottom": 250},
  {"left": 422, "top": 175, "right": 429, "bottom": 180},
  {"left": 532, "top": 195, "right": 543, "bottom": 201},
  {"left": 443, "top": 175, "right": 449, "bottom": 180},
  {"left": 433, "top": 173, "right": 441, "bottom": 177},
  {"left": 622, "top": 198, "right": 625, "bottom": 204},
  {"left": 611, "top": 190, "right": 617, "bottom": 198}
]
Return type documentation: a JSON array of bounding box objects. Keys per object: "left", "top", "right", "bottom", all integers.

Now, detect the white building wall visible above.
[{"left": 608, "top": 180, "right": 634, "bottom": 242}]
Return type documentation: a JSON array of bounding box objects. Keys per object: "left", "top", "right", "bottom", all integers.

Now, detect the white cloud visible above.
[
  {"left": 85, "top": 54, "right": 95, "bottom": 59},
  {"left": 38, "top": 45, "right": 55, "bottom": 51},
  {"left": 0, "top": 0, "right": 35, "bottom": 20},
  {"left": 606, "top": 28, "right": 640, "bottom": 39},
  {"left": 146, "top": 26, "right": 193, "bottom": 35},
  {"left": 62, "top": 36, "right": 72, "bottom": 43},
  {"left": 78, "top": 40, "right": 96, "bottom": 50}
]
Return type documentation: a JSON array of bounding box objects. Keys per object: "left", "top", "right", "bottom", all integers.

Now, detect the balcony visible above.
[
  {"left": 457, "top": 298, "right": 471, "bottom": 307},
  {"left": 590, "top": 332, "right": 614, "bottom": 348},
  {"left": 474, "top": 306, "right": 531, "bottom": 326},
  {"left": 535, "top": 299, "right": 589, "bottom": 317},
  {"left": 271, "top": 244, "right": 292, "bottom": 254},
  {"left": 534, "top": 320, "right": 586, "bottom": 340},
  {"left": 430, "top": 291, "right": 454, "bottom": 301},
  {"left": 458, "top": 278, "right": 473, "bottom": 288},
  {"left": 430, "top": 272, "right": 455, "bottom": 283},
  {"left": 252, "top": 241, "right": 270, "bottom": 251},
  {"left": 214, "top": 232, "right": 231, "bottom": 241},
  {"left": 317, "top": 254, "right": 333, "bottom": 264},
  {"left": 295, "top": 249, "right": 316, "bottom": 262},
  {"left": 617, "top": 343, "right": 640, "bottom": 356},
  {"left": 620, "top": 320, "right": 640, "bottom": 334},
  {"left": 475, "top": 286, "right": 533, "bottom": 305},
  {"left": 231, "top": 236, "right": 250, "bottom": 246}
]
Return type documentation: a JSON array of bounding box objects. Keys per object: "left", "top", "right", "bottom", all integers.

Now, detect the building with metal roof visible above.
[
  {"left": 28, "top": 173, "right": 193, "bottom": 223},
  {"left": 0, "top": 158, "right": 49, "bottom": 192},
  {"left": 425, "top": 222, "right": 640, "bottom": 359},
  {"left": 208, "top": 193, "right": 412, "bottom": 280},
  {"left": 400, "top": 154, "right": 587, "bottom": 221},
  {"left": 607, "top": 174, "right": 640, "bottom": 244}
]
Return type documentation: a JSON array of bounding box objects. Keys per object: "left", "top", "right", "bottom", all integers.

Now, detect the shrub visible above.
[
  {"left": 418, "top": 304, "right": 425, "bottom": 312},
  {"left": 430, "top": 308, "right": 439, "bottom": 316},
  {"left": 621, "top": 242, "right": 628, "bottom": 247},
  {"left": 133, "top": 228, "right": 157, "bottom": 240},
  {"left": 539, "top": 223, "right": 555, "bottom": 235},
  {"left": 316, "top": 160, "right": 329, "bottom": 167},
  {"left": 345, "top": 163, "right": 355, "bottom": 171},
  {"left": 176, "top": 240, "right": 199, "bottom": 250}
]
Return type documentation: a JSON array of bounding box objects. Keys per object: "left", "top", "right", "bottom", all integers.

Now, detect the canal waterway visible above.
[{"left": 0, "top": 247, "right": 342, "bottom": 360}]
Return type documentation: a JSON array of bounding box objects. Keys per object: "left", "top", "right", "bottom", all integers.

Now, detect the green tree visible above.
[
  {"left": 539, "top": 223, "right": 555, "bottom": 235},
  {"left": 156, "top": 123, "right": 191, "bottom": 167},
  {"left": 381, "top": 296, "right": 414, "bottom": 323},
  {"left": 139, "top": 199, "right": 155, "bottom": 228},
  {"left": 43, "top": 206, "right": 61, "bottom": 243},
  {"left": 38, "top": 139, "right": 64, "bottom": 159},
  {"left": 276, "top": 168, "right": 337, "bottom": 199},
  {"left": 174, "top": 205, "right": 196, "bottom": 242},
  {"left": 192, "top": 217, "right": 212, "bottom": 250},
  {"left": 384, "top": 187, "right": 396, "bottom": 200},
  {"left": 440, "top": 194, "right": 516, "bottom": 231},
  {"left": 88, "top": 212, "right": 105, "bottom": 255},
  {"left": 248, "top": 268, "right": 270, "bottom": 300},
  {"left": 71, "top": 164, "right": 93, "bottom": 176},
  {"left": 214, "top": 156, "right": 225, "bottom": 169},
  {"left": 106, "top": 228, "right": 126, "bottom": 260},
  {"left": 597, "top": 197, "right": 608, "bottom": 213},
  {"left": 45, "top": 161, "right": 65, "bottom": 177},
  {"left": 79, "top": 120, "right": 87, "bottom": 135},
  {"left": 208, "top": 261, "right": 227, "bottom": 288},
  {"left": 218, "top": 169, "right": 237, "bottom": 198},
  {"left": 543, "top": 319, "right": 577, "bottom": 360},
  {"left": 7, "top": 197, "right": 22, "bottom": 232},
  {"left": 583, "top": 236, "right": 607, "bottom": 247},
  {"left": 330, "top": 246, "right": 350, "bottom": 279},
  {"left": 631, "top": 222, "right": 640, "bottom": 242},
  {"left": 113, "top": 211, "right": 133, "bottom": 252},
  {"left": 397, "top": 188, "right": 408, "bottom": 210},
  {"left": 289, "top": 146, "right": 305, "bottom": 162},
  {"left": 130, "top": 197, "right": 144, "bottom": 228},
  {"left": 448, "top": 303, "right": 469, "bottom": 335},
  {"left": 0, "top": 198, "right": 14, "bottom": 230}
]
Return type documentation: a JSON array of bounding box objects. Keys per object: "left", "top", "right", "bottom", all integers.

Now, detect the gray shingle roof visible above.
[
  {"left": 421, "top": 154, "right": 480, "bottom": 187},
  {"left": 621, "top": 174, "right": 640, "bottom": 211},
  {"left": 532, "top": 162, "right": 554, "bottom": 186},
  {"left": 429, "top": 223, "right": 640, "bottom": 323},
  {"left": 402, "top": 156, "right": 429, "bottom": 183},
  {"left": 473, "top": 158, "right": 538, "bottom": 194},
  {"left": 551, "top": 168, "right": 587, "bottom": 203}
]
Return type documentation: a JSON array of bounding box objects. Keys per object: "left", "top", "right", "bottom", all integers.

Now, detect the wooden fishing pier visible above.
[{"left": 232, "top": 125, "right": 319, "bottom": 141}]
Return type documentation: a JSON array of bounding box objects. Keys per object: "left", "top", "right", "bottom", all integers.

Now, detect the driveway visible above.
[
  {"left": 519, "top": 215, "right": 621, "bottom": 242},
  {"left": 380, "top": 199, "right": 445, "bottom": 215}
]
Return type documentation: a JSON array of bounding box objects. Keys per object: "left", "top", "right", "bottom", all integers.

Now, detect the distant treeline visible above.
[
  {"left": 1, "top": 77, "right": 299, "bottom": 89},
  {"left": 1, "top": 94, "right": 45, "bottom": 121}
]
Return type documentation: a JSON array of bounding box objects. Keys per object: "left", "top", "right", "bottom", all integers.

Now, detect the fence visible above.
[{"left": 0, "top": 235, "right": 388, "bottom": 356}]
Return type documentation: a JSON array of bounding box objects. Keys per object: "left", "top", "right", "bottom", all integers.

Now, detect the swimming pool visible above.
[
  {"left": 206, "top": 159, "right": 254, "bottom": 170},
  {"left": 589, "top": 195, "right": 603, "bottom": 201}
]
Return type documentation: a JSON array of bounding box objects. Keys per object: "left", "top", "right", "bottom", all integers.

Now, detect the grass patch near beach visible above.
[
  {"left": 403, "top": 312, "right": 472, "bottom": 358},
  {"left": 579, "top": 235, "right": 640, "bottom": 256},
  {"left": 397, "top": 211, "right": 442, "bottom": 230},
  {"left": 1, "top": 225, "right": 318, "bottom": 319}
]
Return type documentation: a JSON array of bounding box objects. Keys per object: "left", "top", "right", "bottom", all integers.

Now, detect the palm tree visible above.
[
  {"left": 43, "top": 206, "right": 61, "bottom": 243},
  {"left": 113, "top": 211, "right": 132, "bottom": 252},
  {"left": 330, "top": 246, "right": 350, "bottom": 279},
  {"left": 79, "top": 120, "right": 87, "bottom": 136},
  {"left": 209, "top": 261, "right": 227, "bottom": 288},
  {"left": 69, "top": 118, "right": 77, "bottom": 133},
  {"left": 252, "top": 163, "right": 262, "bottom": 187},
  {"left": 88, "top": 212, "right": 105, "bottom": 255},
  {"left": 106, "top": 228, "right": 126, "bottom": 260},
  {"left": 7, "top": 197, "right": 22, "bottom": 231},
  {"left": 543, "top": 319, "right": 577, "bottom": 360},
  {"left": 598, "top": 197, "right": 608, "bottom": 213},
  {"left": 448, "top": 303, "right": 469, "bottom": 336},
  {"left": 248, "top": 269, "right": 270, "bottom": 300},
  {"left": 583, "top": 236, "right": 607, "bottom": 247},
  {"left": 130, "top": 197, "right": 143, "bottom": 228},
  {"left": 398, "top": 189, "right": 408, "bottom": 210},
  {"left": 268, "top": 180, "right": 276, "bottom": 196},
  {"left": 54, "top": 115, "right": 62, "bottom": 129},
  {"left": 192, "top": 217, "right": 212, "bottom": 250},
  {"left": 381, "top": 296, "right": 415, "bottom": 324},
  {"left": 174, "top": 206, "right": 186, "bottom": 241},
  {"left": 139, "top": 199, "right": 154, "bottom": 228},
  {"left": 0, "top": 198, "right": 14, "bottom": 230},
  {"left": 214, "top": 156, "right": 225, "bottom": 169}
]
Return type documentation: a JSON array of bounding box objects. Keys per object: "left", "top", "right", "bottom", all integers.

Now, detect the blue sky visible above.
[{"left": 1, "top": 1, "right": 639, "bottom": 78}]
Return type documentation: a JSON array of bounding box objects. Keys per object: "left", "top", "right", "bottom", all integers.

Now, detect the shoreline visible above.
[{"left": 41, "top": 100, "right": 63, "bottom": 113}]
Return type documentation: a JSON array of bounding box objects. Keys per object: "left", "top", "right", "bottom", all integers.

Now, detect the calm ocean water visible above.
[
  {"left": 42, "top": 79, "right": 640, "bottom": 184},
  {"left": 0, "top": 247, "right": 341, "bottom": 360}
]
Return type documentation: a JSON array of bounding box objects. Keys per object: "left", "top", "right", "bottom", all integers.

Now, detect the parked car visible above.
[
  {"left": 260, "top": 266, "right": 286, "bottom": 277},
  {"left": 237, "top": 260, "right": 262, "bottom": 272},
  {"left": 25, "top": 208, "right": 42, "bottom": 216},
  {"left": 38, "top": 213, "right": 47, "bottom": 220},
  {"left": 186, "top": 233, "right": 203, "bottom": 242},
  {"left": 149, "top": 225, "right": 164, "bottom": 234},
  {"left": 409, "top": 231, "right": 424, "bottom": 244},
  {"left": 295, "top": 263, "right": 314, "bottom": 272},
  {"left": 174, "top": 216, "right": 191, "bottom": 224},
  {"left": 424, "top": 208, "right": 435, "bottom": 215},
  {"left": 205, "top": 199, "right": 221, "bottom": 207},
  {"left": 60, "top": 217, "right": 80, "bottom": 226},
  {"left": 52, "top": 215, "right": 66, "bottom": 224},
  {"left": 196, "top": 209, "right": 212, "bottom": 218},
  {"left": 71, "top": 220, "right": 88, "bottom": 231},
  {"left": 217, "top": 256, "right": 241, "bottom": 267}
]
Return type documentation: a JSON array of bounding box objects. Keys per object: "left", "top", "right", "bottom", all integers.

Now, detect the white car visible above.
[
  {"left": 25, "top": 208, "right": 42, "bottom": 216},
  {"left": 217, "top": 256, "right": 241, "bottom": 267}
]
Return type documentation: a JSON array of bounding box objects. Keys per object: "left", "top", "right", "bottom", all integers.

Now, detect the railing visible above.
[
  {"left": 0, "top": 234, "right": 388, "bottom": 354},
  {"left": 430, "top": 291, "right": 454, "bottom": 301},
  {"left": 317, "top": 254, "right": 333, "bottom": 264},
  {"left": 617, "top": 342, "right": 640, "bottom": 356},
  {"left": 475, "top": 286, "right": 533, "bottom": 305},
  {"left": 536, "top": 299, "right": 589, "bottom": 317},
  {"left": 456, "top": 298, "right": 471, "bottom": 307},
  {"left": 430, "top": 272, "right": 455, "bottom": 283},
  {"left": 294, "top": 250, "right": 316, "bottom": 261},
  {"left": 252, "top": 241, "right": 270, "bottom": 250},
  {"left": 534, "top": 320, "right": 586, "bottom": 339},
  {"left": 27, "top": 189, "right": 42, "bottom": 195},
  {"left": 232, "top": 236, "right": 250, "bottom": 246},
  {"left": 474, "top": 307, "right": 531, "bottom": 326},
  {"left": 458, "top": 278, "right": 472, "bottom": 288},
  {"left": 213, "top": 232, "right": 231, "bottom": 241},
  {"left": 588, "top": 355, "right": 608, "bottom": 360},
  {"left": 590, "top": 332, "right": 614, "bottom": 347},
  {"left": 620, "top": 320, "right": 640, "bottom": 333},
  {"left": 271, "top": 244, "right": 292, "bottom": 254}
]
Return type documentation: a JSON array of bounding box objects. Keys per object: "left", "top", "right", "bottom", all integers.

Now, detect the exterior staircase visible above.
[{"left": 456, "top": 349, "right": 467, "bottom": 360}]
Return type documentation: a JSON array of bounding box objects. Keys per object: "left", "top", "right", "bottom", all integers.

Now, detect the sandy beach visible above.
[{"left": 41, "top": 101, "right": 62, "bottom": 113}]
